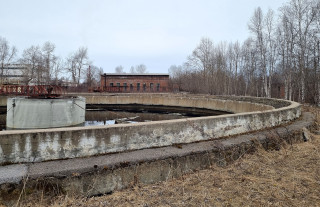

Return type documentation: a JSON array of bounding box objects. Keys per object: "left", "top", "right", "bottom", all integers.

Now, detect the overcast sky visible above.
[{"left": 0, "top": 0, "right": 288, "bottom": 73}]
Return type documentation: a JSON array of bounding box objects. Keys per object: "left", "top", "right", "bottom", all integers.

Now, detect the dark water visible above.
[
  {"left": 84, "top": 104, "right": 229, "bottom": 127},
  {"left": 84, "top": 110, "right": 190, "bottom": 126},
  {"left": 0, "top": 105, "right": 230, "bottom": 130}
]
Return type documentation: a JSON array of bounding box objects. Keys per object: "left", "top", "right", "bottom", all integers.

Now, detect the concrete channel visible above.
[{"left": 0, "top": 93, "right": 315, "bottom": 203}]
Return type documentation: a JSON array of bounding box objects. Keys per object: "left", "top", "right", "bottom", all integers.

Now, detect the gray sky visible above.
[{"left": 0, "top": 0, "right": 288, "bottom": 73}]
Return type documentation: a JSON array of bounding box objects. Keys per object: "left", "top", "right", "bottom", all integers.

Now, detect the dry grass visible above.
[{"left": 15, "top": 106, "right": 320, "bottom": 207}]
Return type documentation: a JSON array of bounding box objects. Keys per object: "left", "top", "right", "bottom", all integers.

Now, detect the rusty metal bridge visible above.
[{"left": 0, "top": 85, "right": 64, "bottom": 98}]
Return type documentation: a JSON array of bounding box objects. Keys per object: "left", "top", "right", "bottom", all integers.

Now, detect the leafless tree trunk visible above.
[
  {"left": 20, "top": 45, "right": 43, "bottom": 85},
  {"left": 280, "top": 0, "right": 319, "bottom": 102},
  {"left": 51, "top": 57, "right": 63, "bottom": 85},
  {"left": 186, "top": 37, "right": 214, "bottom": 94},
  {"left": 248, "top": 7, "right": 268, "bottom": 97},
  {"left": 0, "top": 36, "right": 17, "bottom": 84},
  {"left": 130, "top": 66, "right": 136, "bottom": 74},
  {"left": 265, "top": 9, "right": 277, "bottom": 98},
  {"left": 135, "top": 64, "right": 148, "bottom": 73},
  {"left": 115, "top": 65, "right": 125, "bottom": 73},
  {"left": 66, "top": 47, "right": 89, "bottom": 85},
  {"left": 42, "top": 41, "right": 56, "bottom": 83}
]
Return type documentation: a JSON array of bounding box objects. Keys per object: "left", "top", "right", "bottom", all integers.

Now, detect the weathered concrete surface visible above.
[
  {"left": 0, "top": 93, "right": 287, "bottom": 111},
  {"left": 82, "top": 93, "right": 276, "bottom": 113},
  {"left": 6, "top": 96, "right": 86, "bottom": 129},
  {"left": 0, "top": 164, "right": 27, "bottom": 184},
  {"left": 0, "top": 96, "right": 7, "bottom": 108},
  {"left": 0, "top": 94, "right": 300, "bottom": 164},
  {"left": 0, "top": 112, "right": 315, "bottom": 203}
]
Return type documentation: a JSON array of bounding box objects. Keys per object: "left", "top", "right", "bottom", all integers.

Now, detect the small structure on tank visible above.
[{"left": 2, "top": 85, "right": 86, "bottom": 129}]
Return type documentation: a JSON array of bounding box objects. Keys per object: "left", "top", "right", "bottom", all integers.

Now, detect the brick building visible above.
[
  {"left": 0, "top": 64, "right": 29, "bottom": 85},
  {"left": 100, "top": 73, "right": 170, "bottom": 93}
]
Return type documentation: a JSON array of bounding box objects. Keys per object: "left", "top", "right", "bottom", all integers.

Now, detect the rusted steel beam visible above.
[{"left": 0, "top": 85, "right": 64, "bottom": 98}]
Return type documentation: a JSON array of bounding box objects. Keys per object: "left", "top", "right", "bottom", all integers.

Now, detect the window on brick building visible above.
[
  {"left": 123, "top": 83, "right": 127, "bottom": 91},
  {"left": 150, "top": 83, "right": 154, "bottom": 91},
  {"left": 110, "top": 83, "right": 113, "bottom": 87},
  {"left": 137, "top": 83, "right": 140, "bottom": 91},
  {"left": 157, "top": 83, "right": 160, "bottom": 91},
  {"left": 130, "top": 83, "right": 133, "bottom": 91},
  {"left": 143, "top": 83, "right": 146, "bottom": 91}
]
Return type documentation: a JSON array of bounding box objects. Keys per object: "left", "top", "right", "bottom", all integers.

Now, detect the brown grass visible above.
[{"left": 15, "top": 106, "right": 320, "bottom": 207}]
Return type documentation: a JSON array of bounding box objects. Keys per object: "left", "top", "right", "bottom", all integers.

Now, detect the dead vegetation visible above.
[{"left": 9, "top": 106, "right": 320, "bottom": 207}]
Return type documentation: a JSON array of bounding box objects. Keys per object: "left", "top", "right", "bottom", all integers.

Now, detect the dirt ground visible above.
[{"left": 11, "top": 106, "right": 320, "bottom": 207}]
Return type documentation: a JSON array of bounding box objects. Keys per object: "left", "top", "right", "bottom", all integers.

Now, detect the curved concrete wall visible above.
[
  {"left": 84, "top": 94, "right": 275, "bottom": 113},
  {"left": 0, "top": 94, "right": 300, "bottom": 164},
  {"left": 6, "top": 97, "right": 86, "bottom": 129}
]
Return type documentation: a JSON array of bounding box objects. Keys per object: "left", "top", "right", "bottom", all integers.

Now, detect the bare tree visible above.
[
  {"left": 233, "top": 41, "right": 241, "bottom": 95},
  {"left": 167, "top": 0, "right": 319, "bottom": 104},
  {"left": 51, "top": 57, "right": 63, "bottom": 85},
  {"left": 265, "top": 9, "right": 277, "bottom": 98},
  {"left": 239, "top": 38, "right": 258, "bottom": 96},
  {"left": 94, "top": 67, "right": 104, "bottom": 84},
  {"left": 20, "top": 45, "right": 43, "bottom": 85},
  {"left": 66, "top": 47, "right": 89, "bottom": 85},
  {"left": 130, "top": 66, "right": 136, "bottom": 73},
  {"left": 42, "top": 41, "right": 57, "bottom": 83},
  {"left": 280, "top": 0, "right": 319, "bottom": 102},
  {"left": 86, "top": 65, "right": 103, "bottom": 88},
  {"left": 185, "top": 37, "right": 214, "bottom": 93},
  {"left": 227, "top": 42, "right": 242, "bottom": 95},
  {"left": 20, "top": 42, "right": 60, "bottom": 85},
  {"left": 115, "top": 65, "right": 125, "bottom": 73},
  {"left": 0, "top": 36, "right": 17, "bottom": 84},
  {"left": 168, "top": 65, "right": 184, "bottom": 91},
  {"left": 135, "top": 64, "right": 147, "bottom": 73},
  {"left": 248, "top": 7, "right": 268, "bottom": 97},
  {"left": 212, "top": 42, "right": 228, "bottom": 95},
  {"left": 277, "top": 13, "right": 295, "bottom": 100},
  {"left": 187, "top": 37, "right": 214, "bottom": 75}
]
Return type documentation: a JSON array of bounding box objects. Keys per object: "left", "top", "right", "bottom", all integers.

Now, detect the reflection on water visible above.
[{"left": 85, "top": 119, "right": 116, "bottom": 126}]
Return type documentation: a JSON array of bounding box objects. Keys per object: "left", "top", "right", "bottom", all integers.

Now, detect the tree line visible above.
[
  {"left": 0, "top": 35, "right": 151, "bottom": 89},
  {"left": 0, "top": 38, "right": 102, "bottom": 88},
  {"left": 169, "top": 0, "right": 320, "bottom": 104}
]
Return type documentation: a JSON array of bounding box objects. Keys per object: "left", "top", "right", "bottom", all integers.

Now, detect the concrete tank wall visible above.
[
  {"left": 0, "top": 94, "right": 300, "bottom": 165},
  {"left": 83, "top": 94, "right": 275, "bottom": 113},
  {"left": 6, "top": 96, "right": 86, "bottom": 129}
]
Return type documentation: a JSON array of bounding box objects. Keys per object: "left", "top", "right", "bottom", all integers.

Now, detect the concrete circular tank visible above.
[{"left": 6, "top": 96, "right": 86, "bottom": 129}]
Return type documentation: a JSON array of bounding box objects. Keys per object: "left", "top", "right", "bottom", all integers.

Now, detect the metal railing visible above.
[{"left": 0, "top": 85, "right": 64, "bottom": 98}]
